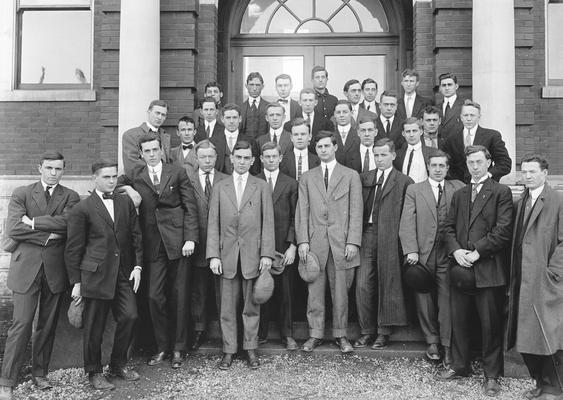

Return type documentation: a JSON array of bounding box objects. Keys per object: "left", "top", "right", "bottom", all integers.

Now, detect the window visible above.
[
  {"left": 240, "top": 0, "right": 388, "bottom": 34},
  {"left": 544, "top": 0, "right": 563, "bottom": 97},
  {"left": 0, "top": 0, "right": 95, "bottom": 101}
]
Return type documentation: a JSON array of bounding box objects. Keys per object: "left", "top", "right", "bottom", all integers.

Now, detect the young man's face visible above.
[
  {"left": 402, "top": 122, "right": 422, "bottom": 146},
  {"left": 344, "top": 82, "right": 362, "bottom": 105},
  {"left": 291, "top": 125, "right": 311, "bottom": 150},
  {"left": 334, "top": 104, "right": 352, "bottom": 126},
  {"left": 379, "top": 95, "right": 398, "bottom": 118},
  {"left": 260, "top": 148, "right": 282, "bottom": 172},
  {"left": 265, "top": 105, "right": 285, "bottom": 130},
  {"left": 39, "top": 159, "right": 64, "bottom": 186},
  {"left": 140, "top": 139, "right": 163, "bottom": 167},
  {"left": 460, "top": 105, "right": 481, "bottom": 130},
  {"left": 196, "top": 147, "right": 217, "bottom": 173},
  {"left": 177, "top": 120, "right": 195, "bottom": 144},
  {"left": 300, "top": 93, "right": 317, "bottom": 114},
  {"left": 439, "top": 78, "right": 458, "bottom": 98},
  {"left": 315, "top": 137, "right": 337, "bottom": 163},
  {"left": 222, "top": 109, "right": 241, "bottom": 133},
  {"left": 312, "top": 71, "right": 328, "bottom": 91},
  {"left": 275, "top": 78, "right": 292, "bottom": 99},
  {"left": 427, "top": 156, "right": 449, "bottom": 182},
  {"left": 373, "top": 144, "right": 396, "bottom": 171},
  {"left": 231, "top": 148, "right": 254, "bottom": 175},
  {"left": 362, "top": 82, "right": 378, "bottom": 103},
  {"left": 201, "top": 101, "right": 218, "bottom": 122},
  {"left": 422, "top": 112, "right": 441, "bottom": 134},
  {"left": 401, "top": 74, "right": 419, "bottom": 95},
  {"left": 358, "top": 121, "right": 377, "bottom": 147},
  {"left": 466, "top": 151, "right": 491, "bottom": 181},
  {"left": 246, "top": 77, "right": 264, "bottom": 98},
  {"left": 147, "top": 105, "right": 167, "bottom": 128},
  {"left": 205, "top": 86, "right": 223, "bottom": 103},
  {"left": 521, "top": 161, "right": 547, "bottom": 190},
  {"left": 94, "top": 166, "right": 118, "bottom": 193}
]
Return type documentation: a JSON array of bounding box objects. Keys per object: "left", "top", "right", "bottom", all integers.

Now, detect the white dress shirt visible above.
[
  {"left": 248, "top": 97, "right": 262, "bottom": 107},
  {"left": 528, "top": 184, "right": 545, "bottom": 207},
  {"left": 198, "top": 168, "right": 214, "bottom": 191},
  {"left": 363, "top": 100, "right": 377, "bottom": 113},
  {"left": 233, "top": 171, "right": 249, "bottom": 204},
  {"left": 464, "top": 125, "right": 478, "bottom": 146},
  {"left": 380, "top": 115, "right": 395, "bottom": 132},
  {"left": 269, "top": 127, "right": 283, "bottom": 142},
  {"left": 428, "top": 178, "right": 444, "bottom": 203},
  {"left": 264, "top": 168, "right": 279, "bottom": 190},
  {"left": 320, "top": 159, "right": 337, "bottom": 183},
  {"left": 338, "top": 124, "right": 351, "bottom": 144},
  {"left": 470, "top": 175, "right": 489, "bottom": 195},
  {"left": 369, "top": 166, "right": 393, "bottom": 223},
  {"left": 360, "top": 144, "right": 375, "bottom": 171},
  {"left": 294, "top": 148, "right": 309, "bottom": 173},
  {"left": 149, "top": 162, "right": 163, "bottom": 184},
  {"left": 443, "top": 94, "right": 457, "bottom": 115},
  {"left": 404, "top": 93, "right": 417, "bottom": 118},
  {"left": 402, "top": 142, "right": 428, "bottom": 183},
  {"left": 146, "top": 121, "right": 159, "bottom": 132},
  {"left": 225, "top": 129, "right": 239, "bottom": 152},
  {"left": 95, "top": 189, "right": 114, "bottom": 221},
  {"left": 205, "top": 119, "right": 217, "bottom": 138}
]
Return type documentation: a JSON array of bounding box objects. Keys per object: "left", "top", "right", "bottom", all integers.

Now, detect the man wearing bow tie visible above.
[
  {"left": 65, "top": 161, "right": 143, "bottom": 391},
  {"left": 171, "top": 116, "right": 198, "bottom": 175},
  {"left": 274, "top": 74, "right": 302, "bottom": 124},
  {"left": 240, "top": 72, "right": 269, "bottom": 139}
]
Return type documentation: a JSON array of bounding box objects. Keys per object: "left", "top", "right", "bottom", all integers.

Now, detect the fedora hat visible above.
[
  {"left": 298, "top": 251, "right": 321, "bottom": 283},
  {"left": 403, "top": 261, "right": 434, "bottom": 293}
]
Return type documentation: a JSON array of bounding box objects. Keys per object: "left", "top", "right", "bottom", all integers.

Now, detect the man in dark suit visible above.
[
  {"left": 441, "top": 100, "right": 512, "bottom": 183},
  {"left": 65, "top": 161, "right": 142, "bottom": 391},
  {"left": 240, "top": 72, "right": 269, "bottom": 139},
  {"left": 357, "top": 117, "right": 378, "bottom": 173},
  {"left": 186, "top": 140, "right": 228, "bottom": 351},
  {"left": 257, "top": 141, "right": 299, "bottom": 350},
  {"left": 256, "top": 103, "right": 293, "bottom": 156},
  {"left": 0, "top": 152, "right": 79, "bottom": 398},
  {"left": 375, "top": 91, "right": 405, "bottom": 150},
  {"left": 393, "top": 117, "right": 431, "bottom": 183},
  {"left": 296, "top": 131, "right": 363, "bottom": 354},
  {"left": 421, "top": 106, "right": 444, "bottom": 149},
  {"left": 207, "top": 141, "right": 275, "bottom": 370},
  {"left": 436, "top": 72, "right": 464, "bottom": 142},
  {"left": 397, "top": 69, "right": 433, "bottom": 121},
  {"left": 333, "top": 100, "right": 361, "bottom": 172},
  {"left": 440, "top": 145, "right": 513, "bottom": 398},
  {"left": 506, "top": 154, "right": 563, "bottom": 400},
  {"left": 399, "top": 150, "right": 464, "bottom": 365},
  {"left": 194, "top": 97, "right": 224, "bottom": 145},
  {"left": 171, "top": 116, "right": 198, "bottom": 175},
  {"left": 341, "top": 79, "right": 377, "bottom": 130},
  {"left": 118, "top": 135, "right": 199, "bottom": 369},
  {"left": 275, "top": 74, "right": 301, "bottom": 124},
  {"left": 359, "top": 78, "right": 380, "bottom": 116},
  {"left": 354, "top": 139, "right": 413, "bottom": 350},
  {"left": 311, "top": 66, "right": 338, "bottom": 119},
  {"left": 193, "top": 81, "right": 224, "bottom": 128},
  {"left": 122, "top": 100, "right": 171, "bottom": 176},
  {"left": 279, "top": 118, "right": 320, "bottom": 181}
]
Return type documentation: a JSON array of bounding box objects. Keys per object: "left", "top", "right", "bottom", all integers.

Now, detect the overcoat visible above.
[{"left": 505, "top": 184, "right": 563, "bottom": 355}]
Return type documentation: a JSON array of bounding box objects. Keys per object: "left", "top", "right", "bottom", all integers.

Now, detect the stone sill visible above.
[
  {"left": 542, "top": 86, "right": 563, "bottom": 98},
  {"left": 0, "top": 89, "right": 96, "bottom": 102}
]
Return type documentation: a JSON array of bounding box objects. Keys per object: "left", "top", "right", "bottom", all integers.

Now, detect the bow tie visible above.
[
  {"left": 102, "top": 192, "right": 114, "bottom": 200},
  {"left": 278, "top": 99, "right": 288, "bottom": 104},
  {"left": 182, "top": 144, "right": 193, "bottom": 150}
]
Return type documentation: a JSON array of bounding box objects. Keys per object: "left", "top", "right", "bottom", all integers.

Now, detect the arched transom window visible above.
[{"left": 240, "top": 0, "right": 389, "bottom": 34}]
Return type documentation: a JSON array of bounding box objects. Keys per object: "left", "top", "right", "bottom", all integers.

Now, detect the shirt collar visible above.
[
  {"left": 206, "top": 119, "right": 216, "bottom": 128},
  {"left": 338, "top": 124, "right": 351, "bottom": 133},
  {"left": 380, "top": 115, "right": 394, "bottom": 124},
  {"left": 529, "top": 184, "right": 545, "bottom": 200},
  {"left": 320, "top": 159, "right": 337, "bottom": 170},
  {"left": 225, "top": 129, "right": 239, "bottom": 137},
  {"left": 248, "top": 97, "right": 261, "bottom": 106},
  {"left": 404, "top": 93, "right": 416, "bottom": 101},
  {"left": 471, "top": 175, "right": 488, "bottom": 185},
  {"left": 377, "top": 165, "right": 393, "bottom": 179},
  {"left": 146, "top": 121, "right": 158, "bottom": 132},
  {"left": 360, "top": 143, "right": 372, "bottom": 153},
  {"left": 294, "top": 147, "right": 308, "bottom": 157},
  {"left": 149, "top": 161, "right": 163, "bottom": 174},
  {"left": 445, "top": 94, "right": 457, "bottom": 106},
  {"left": 233, "top": 171, "right": 249, "bottom": 182},
  {"left": 465, "top": 125, "right": 478, "bottom": 136},
  {"left": 40, "top": 181, "right": 58, "bottom": 191},
  {"left": 265, "top": 168, "right": 279, "bottom": 180},
  {"left": 95, "top": 189, "right": 112, "bottom": 200},
  {"left": 407, "top": 142, "right": 422, "bottom": 151},
  {"left": 303, "top": 110, "right": 314, "bottom": 118},
  {"left": 428, "top": 177, "right": 444, "bottom": 188},
  {"left": 199, "top": 168, "right": 214, "bottom": 177},
  {"left": 270, "top": 127, "right": 283, "bottom": 136}
]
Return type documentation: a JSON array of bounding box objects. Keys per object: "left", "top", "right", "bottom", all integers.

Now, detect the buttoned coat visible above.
[
  {"left": 240, "top": 98, "right": 270, "bottom": 139},
  {"left": 375, "top": 116, "right": 406, "bottom": 150},
  {"left": 505, "top": 184, "right": 563, "bottom": 355},
  {"left": 65, "top": 193, "right": 143, "bottom": 300},
  {"left": 279, "top": 151, "right": 320, "bottom": 180},
  {"left": 361, "top": 168, "right": 413, "bottom": 325},
  {"left": 443, "top": 178, "right": 513, "bottom": 288},
  {"left": 171, "top": 145, "right": 198, "bottom": 175},
  {"left": 334, "top": 127, "right": 362, "bottom": 173},
  {"left": 187, "top": 168, "right": 228, "bottom": 267},
  {"left": 6, "top": 182, "right": 80, "bottom": 294},
  {"left": 437, "top": 96, "right": 464, "bottom": 141},
  {"left": 399, "top": 179, "right": 464, "bottom": 266},
  {"left": 206, "top": 174, "right": 275, "bottom": 279},
  {"left": 296, "top": 163, "right": 363, "bottom": 270}
]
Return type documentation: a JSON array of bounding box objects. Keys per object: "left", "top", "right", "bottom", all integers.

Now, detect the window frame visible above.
[{"left": 543, "top": 0, "right": 563, "bottom": 98}]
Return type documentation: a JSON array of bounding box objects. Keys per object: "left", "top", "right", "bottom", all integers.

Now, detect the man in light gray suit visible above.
[
  {"left": 171, "top": 116, "right": 198, "bottom": 175},
  {"left": 399, "top": 149, "right": 464, "bottom": 365},
  {"left": 296, "top": 131, "right": 363, "bottom": 354}
]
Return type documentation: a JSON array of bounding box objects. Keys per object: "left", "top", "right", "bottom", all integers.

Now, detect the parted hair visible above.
[{"left": 92, "top": 160, "right": 118, "bottom": 174}]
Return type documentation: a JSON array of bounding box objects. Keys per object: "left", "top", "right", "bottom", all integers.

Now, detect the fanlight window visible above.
[{"left": 241, "top": 0, "right": 389, "bottom": 34}]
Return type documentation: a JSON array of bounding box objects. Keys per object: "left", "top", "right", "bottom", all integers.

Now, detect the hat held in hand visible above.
[
  {"left": 67, "top": 299, "right": 84, "bottom": 329},
  {"left": 403, "top": 261, "right": 434, "bottom": 293},
  {"left": 253, "top": 269, "right": 274, "bottom": 304},
  {"left": 270, "top": 252, "right": 286, "bottom": 276},
  {"left": 450, "top": 262, "right": 476, "bottom": 294},
  {"left": 298, "top": 251, "right": 320, "bottom": 283}
]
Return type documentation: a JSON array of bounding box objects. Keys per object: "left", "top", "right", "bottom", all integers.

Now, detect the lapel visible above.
[
  {"left": 159, "top": 164, "right": 174, "bottom": 196},
  {"left": 224, "top": 177, "right": 239, "bottom": 210},
  {"left": 525, "top": 185, "right": 548, "bottom": 236},
  {"left": 444, "top": 180, "right": 457, "bottom": 213},
  {"left": 239, "top": 176, "right": 258, "bottom": 210},
  {"left": 141, "top": 167, "right": 158, "bottom": 193},
  {"left": 32, "top": 182, "right": 48, "bottom": 213},
  {"left": 469, "top": 179, "right": 493, "bottom": 227},
  {"left": 421, "top": 181, "right": 438, "bottom": 221},
  {"left": 91, "top": 192, "right": 114, "bottom": 229},
  {"left": 381, "top": 168, "right": 398, "bottom": 200},
  {"left": 46, "top": 184, "right": 64, "bottom": 215},
  {"left": 326, "top": 163, "right": 344, "bottom": 197},
  {"left": 286, "top": 152, "right": 297, "bottom": 177},
  {"left": 272, "top": 173, "right": 288, "bottom": 204},
  {"left": 190, "top": 170, "right": 206, "bottom": 204},
  {"left": 311, "top": 166, "right": 328, "bottom": 200}
]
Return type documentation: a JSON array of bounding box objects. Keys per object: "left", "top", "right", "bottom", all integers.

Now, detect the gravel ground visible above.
[{"left": 13, "top": 354, "right": 533, "bottom": 400}]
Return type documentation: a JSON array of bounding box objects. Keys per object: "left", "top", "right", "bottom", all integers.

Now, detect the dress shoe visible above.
[
  {"left": 247, "top": 350, "right": 260, "bottom": 369},
  {"left": 523, "top": 387, "right": 543, "bottom": 399},
  {"left": 32, "top": 376, "right": 52, "bottom": 390},
  {"left": 218, "top": 353, "right": 233, "bottom": 370},
  {"left": 425, "top": 343, "right": 441, "bottom": 361},
  {"left": 0, "top": 385, "right": 13, "bottom": 400},
  {"left": 336, "top": 337, "right": 354, "bottom": 354},
  {"left": 89, "top": 373, "right": 115, "bottom": 391},
  {"left": 283, "top": 336, "right": 298, "bottom": 351},
  {"left": 301, "top": 337, "right": 322, "bottom": 352},
  {"left": 191, "top": 331, "right": 205, "bottom": 351},
  {"left": 108, "top": 365, "right": 140, "bottom": 381},
  {"left": 436, "top": 367, "right": 465, "bottom": 381},
  {"left": 443, "top": 346, "right": 452, "bottom": 368},
  {"left": 371, "top": 334, "right": 389, "bottom": 349},
  {"left": 147, "top": 351, "right": 169, "bottom": 366},
  {"left": 171, "top": 351, "right": 183, "bottom": 369},
  {"left": 482, "top": 377, "right": 501, "bottom": 397},
  {"left": 354, "top": 334, "right": 375, "bottom": 348}
]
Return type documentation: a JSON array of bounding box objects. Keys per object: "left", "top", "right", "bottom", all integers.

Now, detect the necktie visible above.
[
  {"left": 305, "top": 113, "right": 311, "bottom": 126},
  {"left": 341, "top": 130, "right": 347, "bottom": 144},
  {"left": 352, "top": 107, "right": 358, "bottom": 121},
  {"left": 102, "top": 192, "right": 114, "bottom": 200},
  {"left": 45, "top": 186, "right": 52, "bottom": 204},
  {"left": 324, "top": 166, "right": 329, "bottom": 190},
  {"left": 363, "top": 149, "right": 370, "bottom": 173},
  {"left": 268, "top": 175, "right": 274, "bottom": 192},
  {"left": 366, "top": 104, "right": 370, "bottom": 111},
  {"left": 273, "top": 133, "right": 278, "bottom": 144},
  {"left": 251, "top": 99, "right": 257, "bottom": 111},
  {"left": 471, "top": 182, "right": 479, "bottom": 203},
  {"left": 204, "top": 172, "right": 212, "bottom": 202},
  {"left": 278, "top": 99, "right": 288, "bottom": 104},
  {"left": 205, "top": 124, "right": 210, "bottom": 138},
  {"left": 385, "top": 119, "right": 391, "bottom": 136},
  {"left": 464, "top": 129, "right": 472, "bottom": 148},
  {"left": 182, "top": 143, "right": 193, "bottom": 150},
  {"left": 406, "top": 96, "right": 413, "bottom": 118},
  {"left": 228, "top": 136, "right": 235, "bottom": 153},
  {"left": 371, "top": 172, "right": 385, "bottom": 223},
  {"left": 437, "top": 183, "right": 443, "bottom": 207},
  {"left": 406, "top": 148, "right": 415, "bottom": 176},
  {"left": 236, "top": 175, "right": 244, "bottom": 209},
  {"left": 297, "top": 153, "right": 303, "bottom": 181},
  {"left": 444, "top": 101, "right": 450, "bottom": 119},
  {"left": 153, "top": 170, "right": 160, "bottom": 193}
]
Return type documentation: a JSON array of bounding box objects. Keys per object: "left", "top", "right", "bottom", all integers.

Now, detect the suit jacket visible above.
[
  {"left": 258, "top": 171, "right": 298, "bottom": 253},
  {"left": 359, "top": 101, "right": 380, "bottom": 117},
  {"left": 296, "top": 163, "right": 363, "bottom": 270},
  {"left": 314, "top": 90, "right": 338, "bottom": 119},
  {"left": 193, "top": 106, "right": 223, "bottom": 129},
  {"left": 65, "top": 193, "right": 143, "bottom": 300},
  {"left": 122, "top": 122, "right": 171, "bottom": 176},
  {"left": 441, "top": 126, "right": 512, "bottom": 183},
  {"left": 281, "top": 99, "right": 302, "bottom": 122},
  {"left": 170, "top": 145, "right": 198, "bottom": 175},
  {"left": 279, "top": 150, "right": 320, "bottom": 180},
  {"left": 6, "top": 182, "right": 80, "bottom": 294},
  {"left": 256, "top": 130, "right": 293, "bottom": 155},
  {"left": 206, "top": 174, "right": 275, "bottom": 279},
  {"left": 399, "top": 179, "right": 464, "bottom": 266},
  {"left": 118, "top": 163, "right": 199, "bottom": 261},
  {"left": 194, "top": 120, "right": 224, "bottom": 143},
  {"left": 437, "top": 96, "right": 464, "bottom": 141},
  {"left": 375, "top": 116, "right": 405, "bottom": 150},
  {"left": 361, "top": 168, "right": 413, "bottom": 325},
  {"left": 353, "top": 106, "right": 378, "bottom": 130},
  {"left": 240, "top": 98, "right": 270, "bottom": 139},
  {"left": 396, "top": 93, "right": 433, "bottom": 121},
  {"left": 393, "top": 141, "right": 432, "bottom": 177},
  {"left": 334, "top": 127, "right": 362, "bottom": 173},
  {"left": 443, "top": 178, "right": 514, "bottom": 288},
  {"left": 187, "top": 169, "right": 229, "bottom": 267},
  {"left": 209, "top": 130, "right": 261, "bottom": 175}
]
